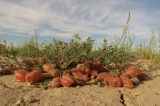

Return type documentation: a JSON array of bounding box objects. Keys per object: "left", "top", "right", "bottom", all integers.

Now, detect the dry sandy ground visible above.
[{"left": 0, "top": 69, "right": 160, "bottom": 106}]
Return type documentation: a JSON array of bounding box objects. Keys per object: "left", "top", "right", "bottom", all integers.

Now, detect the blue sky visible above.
[{"left": 0, "top": 0, "right": 160, "bottom": 44}]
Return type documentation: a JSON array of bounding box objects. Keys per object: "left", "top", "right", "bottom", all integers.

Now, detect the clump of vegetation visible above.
[
  {"left": 1, "top": 12, "right": 160, "bottom": 71},
  {"left": 41, "top": 34, "right": 95, "bottom": 69},
  {"left": 0, "top": 34, "right": 134, "bottom": 71},
  {"left": 0, "top": 13, "right": 158, "bottom": 89}
]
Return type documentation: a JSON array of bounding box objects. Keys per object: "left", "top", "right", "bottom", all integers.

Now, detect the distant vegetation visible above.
[{"left": 1, "top": 13, "right": 160, "bottom": 69}]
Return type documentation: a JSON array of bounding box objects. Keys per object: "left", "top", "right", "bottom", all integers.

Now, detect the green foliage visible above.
[
  {"left": 17, "top": 36, "right": 42, "bottom": 58},
  {"left": 42, "top": 34, "right": 95, "bottom": 69},
  {"left": 0, "top": 40, "right": 19, "bottom": 57},
  {"left": 1, "top": 12, "right": 160, "bottom": 69}
]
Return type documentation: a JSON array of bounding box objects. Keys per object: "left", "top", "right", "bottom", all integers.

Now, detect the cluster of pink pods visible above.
[{"left": 14, "top": 61, "right": 147, "bottom": 89}]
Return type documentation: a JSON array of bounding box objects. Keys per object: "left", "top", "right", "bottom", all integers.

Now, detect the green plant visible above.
[
  {"left": 1, "top": 12, "right": 160, "bottom": 70},
  {"left": 42, "top": 34, "right": 95, "bottom": 69},
  {"left": 17, "top": 35, "right": 42, "bottom": 58}
]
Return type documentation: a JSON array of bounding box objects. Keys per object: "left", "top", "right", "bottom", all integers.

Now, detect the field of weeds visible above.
[{"left": 0, "top": 14, "right": 160, "bottom": 106}]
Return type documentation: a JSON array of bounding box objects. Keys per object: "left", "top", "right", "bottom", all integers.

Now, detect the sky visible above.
[{"left": 0, "top": 0, "right": 160, "bottom": 44}]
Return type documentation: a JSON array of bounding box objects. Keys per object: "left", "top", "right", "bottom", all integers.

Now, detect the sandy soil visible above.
[
  {"left": 0, "top": 69, "right": 160, "bottom": 106},
  {"left": 0, "top": 58, "right": 160, "bottom": 106}
]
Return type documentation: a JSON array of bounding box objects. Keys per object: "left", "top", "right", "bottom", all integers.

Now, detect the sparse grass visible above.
[
  {"left": 41, "top": 34, "right": 95, "bottom": 69},
  {"left": 0, "top": 34, "right": 133, "bottom": 70},
  {"left": 1, "top": 33, "right": 160, "bottom": 69},
  {"left": 1, "top": 13, "right": 160, "bottom": 70},
  {"left": 133, "top": 31, "right": 160, "bottom": 69}
]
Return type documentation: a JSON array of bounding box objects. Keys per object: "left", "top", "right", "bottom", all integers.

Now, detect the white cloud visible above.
[{"left": 0, "top": 0, "right": 159, "bottom": 42}]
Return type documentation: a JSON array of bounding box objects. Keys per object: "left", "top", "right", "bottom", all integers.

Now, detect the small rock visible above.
[
  {"left": 152, "top": 70, "right": 160, "bottom": 77},
  {"left": 29, "top": 98, "right": 38, "bottom": 103},
  {"left": 15, "top": 98, "right": 25, "bottom": 106},
  {"left": 0, "top": 67, "right": 2, "bottom": 75},
  {"left": 131, "top": 77, "right": 140, "bottom": 85},
  {"left": 76, "top": 85, "right": 80, "bottom": 88},
  {"left": 23, "top": 95, "right": 39, "bottom": 104}
]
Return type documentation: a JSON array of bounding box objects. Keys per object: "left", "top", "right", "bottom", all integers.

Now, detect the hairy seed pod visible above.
[
  {"left": 97, "top": 73, "right": 117, "bottom": 81},
  {"left": 60, "top": 74, "right": 74, "bottom": 87},
  {"left": 43, "top": 63, "right": 53, "bottom": 72},
  {"left": 43, "top": 64, "right": 61, "bottom": 77},
  {"left": 26, "top": 58, "right": 38, "bottom": 66},
  {"left": 96, "top": 73, "right": 108, "bottom": 81},
  {"left": 51, "top": 77, "right": 61, "bottom": 88},
  {"left": 14, "top": 70, "right": 28, "bottom": 82},
  {"left": 72, "top": 68, "right": 89, "bottom": 81},
  {"left": 106, "top": 76, "right": 122, "bottom": 87},
  {"left": 121, "top": 76, "right": 134, "bottom": 89},
  {"left": 90, "top": 70, "right": 98, "bottom": 78},
  {"left": 125, "top": 66, "right": 140, "bottom": 78},
  {"left": 137, "top": 72, "right": 147, "bottom": 81},
  {"left": 25, "top": 69, "right": 42, "bottom": 84}
]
